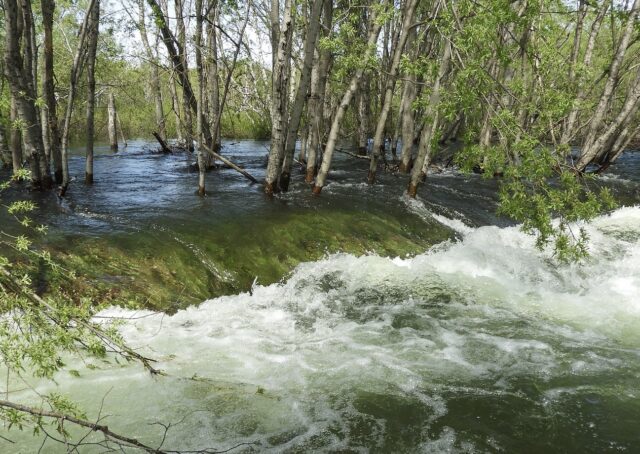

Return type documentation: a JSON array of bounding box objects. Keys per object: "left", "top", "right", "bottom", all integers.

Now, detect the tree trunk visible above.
[
  {"left": 175, "top": 0, "right": 194, "bottom": 151},
  {"left": 85, "top": 1, "right": 100, "bottom": 184},
  {"left": 576, "top": 0, "right": 640, "bottom": 171},
  {"left": 107, "top": 93, "right": 118, "bottom": 152},
  {"left": 560, "top": 1, "right": 608, "bottom": 146},
  {"left": 0, "top": 122, "right": 10, "bottom": 169},
  {"left": 367, "top": 0, "right": 418, "bottom": 184},
  {"left": 206, "top": 3, "right": 221, "bottom": 151},
  {"left": 312, "top": 9, "right": 384, "bottom": 194},
  {"left": 264, "top": 0, "right": 295, "bottom": 195},
  {"left": 138, "top": 0, "right": 166, "bottom": 140},
  {"left": 398, "top": 70, "right": 417, "bottom": 173},
  {"left": 9, "top": 95, "right": 23, "bottom": 175},
  {"left": 407, "top": 40, "right": 452, "bottom": 198},
  {"left": 305, "top": 0, "right": 333, "bottom": 183},
  {"left": 279, "top": 0, "right": 324, "bottom": 192},
  {"left": 41, "top": 0, "right": 62, "bottom": 184},
  {"left": 3, "top": 0, "right": 50, "bottom": 188},
  {"left": 60, "top": 0, "right": 98, "bottom": 196}
]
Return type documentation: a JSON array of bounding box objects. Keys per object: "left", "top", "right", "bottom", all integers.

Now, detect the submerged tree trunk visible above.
[
  {"left": 264, "top": 0, "right": 295, "bottom": 195},
  {"left": 175, "top": 0, "right": 194, "bottom": 151},
  {"left": 60, "top": 0, "right": 98, "bottom": 196},
  {"left": 107, "top": 93, "right": 119, "bottom": 152},
  {"left": 313, "top": 9, "right": 383, "bottom": 194},
  {"left": 3, "top": 0, "right": 50, "bottom": 188},
  {"left": 85, "top": 1, "right": 100, "bottom": 184},
  {"left": 41, "top": 0, "right": 62, "bottom": 184},
  {"left": 279, "top": 0, "right": 324, "bottom": 192},
  {"left": 407, "top": 39, "right": 452, "bottom": 198},
  {"left": 305, "top": 0, "right": 333, "bottom": 183},
  {"left": 138, "top": 0, "right": 166, "bottom": 140},
  {"left": 367, "top": 0, "right": 418, "bottom": 184},
  {"left": 576, "top": 0, "right": 640, "bottom": 171}
]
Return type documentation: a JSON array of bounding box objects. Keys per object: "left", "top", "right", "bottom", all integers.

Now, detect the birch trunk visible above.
[
  {"left": 175, "top": 0, "right": 194, "bottom": 151},
  {"left": 560, "top": 1, "right": 608, "bottom": 146},
  {"left": 85, "top": 1, "right": 100, "bottom": 184},
  {"left": 264, "top": 0, "right": 295, "bottom": 195},
  {"left": 407, "top": 40, "right": 452, "bottom": 198},
  {"left": 3, "top": 0, "right": 49, "bottom": 188},
  {"left": 60, "top": 0, "right": 98, "bottom": 196},
  {"left": 576, "top": 0, "right": 640, "bottom": 170},
  {"left": 367, "top": 0, "right": 418, "bottom": 184},
  {"left": 305, "top": 0, "right": 333, "bottom": 183},
  {"left": 107, "top": 93, "right": 118, "bottom": 151},
  {"left": 41, "top": 0, "right": 62, "bottom": 184},
  {"left": 398, "top": 71, "right": 417, "bottom": 173},
  {"left": 279, "top": 0, "right": 324, "bottom": 192},
  {"left": 139, "top": 0, "right": 166, "bottom": 139},
  {"left": 312, "top": 10, "right": 384, "bottom": 194}
]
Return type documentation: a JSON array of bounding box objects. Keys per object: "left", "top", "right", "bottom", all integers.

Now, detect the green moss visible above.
[{"left": 41, "top": 209, "right": 453, "bottom": 312}]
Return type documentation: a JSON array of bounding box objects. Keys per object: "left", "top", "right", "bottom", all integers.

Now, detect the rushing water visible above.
[{"left": 2, "top": 142, "right": 640, "bottom": 452}]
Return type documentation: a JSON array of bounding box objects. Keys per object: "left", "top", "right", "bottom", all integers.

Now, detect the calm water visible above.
[{"left": 1, "top": 141, "right": 640, "bottom": 452}]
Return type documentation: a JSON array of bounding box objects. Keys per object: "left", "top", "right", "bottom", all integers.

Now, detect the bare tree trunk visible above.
[
  {"left": 206, "top": 2, "right": 221, "bottom": 151},
  {"left": 560, "top": 1, "right": 608, "bottom": 146},
  {"left": 305, "top": 0, "right": 333, "bottom": 183},
  {"left": 577, "top": 0, "right": 640, "bottom": 170},
  {"left": 279, "top": 0, "right": 324, "bottom": 192},
  {"left": 85, "top": 1, "right": 100, "bottom": 184},
  {"left": 41, "top": 0, "right": 62, "bottom": 184},
  {"left": 60, "top": 0, "right": 98, "bottom": 196},
  {"left": 3, "top": 0, "right": 50, "bottom": 188},
  {"left": 357, "top": 77, "right": 370, "bottom": 156},
  {"left": 264, "top": 0, "right": 295, "bottom": 195},
  {"left": 407, "top": 39, "right": 452, "bottom": 198},
  {"left": 312, "top": 9, "right": 383, "bottom": 194},
  {"left": 138, "top": 0, "right": 166, "bottom": 139},
  {"left": 195, "top": 0, "right": 207, "bottom": 195},
  {"left": 107, "top": 92, "right": 118, "bottom": 151},
  {"left": 175, "top": 0, "right": 194, "bottom": 151},
  {"left": 398, "top": 70, "right": 417, "bottom": 173},
  {"left": 367, "top": 0, "right": 418, "bottom": 184}
]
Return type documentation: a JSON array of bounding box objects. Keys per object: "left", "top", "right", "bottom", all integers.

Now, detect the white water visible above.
[{"left": 6, "top": 206, "right": 640, "bottom": 452}]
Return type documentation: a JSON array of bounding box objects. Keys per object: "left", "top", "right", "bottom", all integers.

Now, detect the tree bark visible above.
[
  {"left": 407, "top": 39, "right": 452, "bottom": 198},
  {"left": 107, "top": 92, "right": 118, "bottom": 151},
  {"left": 85, "top": 1, "right": 100, "bottom": 184},
  {"left": 305, "top": 0, "right": 333, "bottom": 183},
  {"left": 138, "top": 0, "right": 166, "bottom": 140},
  {"left": 367, "top": 0, "right": 418, "bottom": 184},
  {"left": 3, "top": 0, "right": 51, "bottom": 188},
  {"left": 312, "top": 8, "right": 383, "bottom": 194},
  {"left": 41, "top": 0, "right": 62, "bottom": 184},
  {"left": 264, "top": 0, "right": 295, "bottom": 195},
  {"left": 9, "top": 95, "right": 23, "bottom": 175},
  {"left": 60, "top": 0, "right": 99, "bottom": 196},
  {"left": 576, "top": 0, "right": 640, "bottom": 171},
  {"left": 175, "top": 0, "right": 194, "bottom": 151},
  {"left": 279, "top": 0, "right": 325, "bottom": 192}
]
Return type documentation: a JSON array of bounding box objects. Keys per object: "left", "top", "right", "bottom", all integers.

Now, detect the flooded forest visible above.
[{"left": 1, "top": 0, "right": 640, "bottom": 452}]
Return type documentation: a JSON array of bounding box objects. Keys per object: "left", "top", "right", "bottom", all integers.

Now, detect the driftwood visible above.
[
  {"left": 336, "top": 148, "right": 370, "bottom": 160},
  {"left": 201, "top": 143, "right": 259, "bottom": 184},
  {"left": 152, "top": 132, "right": 172, "bottom": 154}
]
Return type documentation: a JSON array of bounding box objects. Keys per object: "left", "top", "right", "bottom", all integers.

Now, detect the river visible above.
[{"left": 1, "top": 141, "right": 640, "bottom": 452}]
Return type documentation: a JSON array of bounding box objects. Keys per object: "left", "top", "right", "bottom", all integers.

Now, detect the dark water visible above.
[{"left": 1, "top": 141, "right": 640, "bottom": 453}]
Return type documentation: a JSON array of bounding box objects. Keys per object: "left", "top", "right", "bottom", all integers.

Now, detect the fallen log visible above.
[
  {"left": 201, "top": 143, "right": 259, "bottom": 184},
  {"left": 152, "top": 132, "right": 172, "bottom": 154}
]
